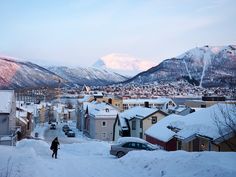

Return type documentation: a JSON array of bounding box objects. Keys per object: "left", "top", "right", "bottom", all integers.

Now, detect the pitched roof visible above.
[
  {"left": 123, "top": 98, "right": 174, "bottom": 104},
  {"left": 145, "top": 104, "right": 236, "bottom": 143},
  {"left": 117, "top": 106, "right": 162, "bottom": 130},
  {"left": 83, "top": 101, "right": 119, "bottom": 118},
  {"left": 175, "top": 104, "right": 236, "bottom": 142},
  {"left": 119, "top": 106, "right": 159, "bottom": 120},
  {"left": 145, "top": 114, "right": 183, "bottom": 142}
]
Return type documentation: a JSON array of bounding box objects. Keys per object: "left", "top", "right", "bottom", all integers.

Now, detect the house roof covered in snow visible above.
[
  {"left": 145, "top": 104, "right": 236, "bottom": 143},
  {"left": 145, "top": 114, "right": 184, "bottom": 142},
  {"left": 123, "top": 98, "right": 174, "bottom": 105},
  {"left": 0, "top": 90, "right": 14, "bottom": 113},
  {"left": 120, "top": 106, "right": 159, "bottom": 120},
  {"left": 83, "top": 101, "right": 119, "bottom": 118},
  {"left": 78, "top": 95, "right": 92, "bottom": 103},
  {"left": 117, "top": 106, "right": 164, "bottom": 130}
]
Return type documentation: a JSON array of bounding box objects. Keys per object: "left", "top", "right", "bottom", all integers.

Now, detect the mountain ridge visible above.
[{"left": 124, "top": 45, "right": 236, "bottom": 88}]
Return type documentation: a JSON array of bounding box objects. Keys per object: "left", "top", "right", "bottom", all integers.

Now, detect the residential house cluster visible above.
[
  {"left": 0, "top": 89, "right": 69, "bottom": 146},
  {"left": 77, "top": 94, "right": 187, "bottom": 141},
  {"left": 145, "top": 104, "right": 236, "bottom": 152},
  {"left": 77, "top": 92, "right": 235, "bottom": 152},
  {"left": 90, "top": 81, "right": 235, "bottom": 98}
]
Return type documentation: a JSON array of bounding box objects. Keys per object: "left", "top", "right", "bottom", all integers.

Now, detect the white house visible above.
[
  {"left": 122, "top": 98, "right": 177, "bottom": 112},
  {"left": 82, "top": 101, "right": 119, "bottom": 141}
]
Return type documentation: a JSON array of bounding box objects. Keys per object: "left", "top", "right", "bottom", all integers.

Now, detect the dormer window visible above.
[{"left": 105, "top": 108, "right": 109, "bottom": 112}]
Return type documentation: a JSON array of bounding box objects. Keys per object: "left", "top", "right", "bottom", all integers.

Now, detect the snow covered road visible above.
[
  {"left": 44, "top": 122, "right": 81, "bottom": 144},
  {"left": 1, "top": 123, "right": 236, "bottom": 177}
]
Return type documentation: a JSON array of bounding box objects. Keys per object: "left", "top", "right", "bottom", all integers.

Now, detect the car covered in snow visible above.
[
  {"left": 50, "top": 123, "right": 56, "bottom": 130},
  {"left": 62, "top": 125, "right": 70, "bottom": 132},
  {"left": 67, "top": 131, "right": 75, "bottom": 137},
  {"left": 110, "top": 137, "right": 159, "bottom": 158}
]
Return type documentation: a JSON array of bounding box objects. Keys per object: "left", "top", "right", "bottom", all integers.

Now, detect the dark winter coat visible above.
[{"left": 50, "top": 138, "right": 60, "bottom": 151}]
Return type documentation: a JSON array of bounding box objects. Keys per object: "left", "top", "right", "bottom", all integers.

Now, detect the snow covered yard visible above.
[{"left": 0, "top": 139, "right": 236, "bottom": 177}]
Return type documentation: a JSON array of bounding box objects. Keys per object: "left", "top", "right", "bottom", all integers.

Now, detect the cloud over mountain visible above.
[{"left": 93, "top": 53, "right": 156, "bottom": 76}]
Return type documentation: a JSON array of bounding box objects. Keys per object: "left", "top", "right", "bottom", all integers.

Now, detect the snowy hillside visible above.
[
  {"left": 0, "top": 57, "right": 64, "bottom": 89},
  {"left": 125, "top": 45, "right": 236, "bottom": 88},
  {"left": 46, "top": 66, "right": 129, "bottom": 86},
  {"left": 93, "top": 53, "right": 156, "bottom": 76},
  {"left": 0, "top": 138, "right": 235, "bottom": 177}
]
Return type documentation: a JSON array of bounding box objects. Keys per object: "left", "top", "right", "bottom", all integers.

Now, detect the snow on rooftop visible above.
[
  {"left": 117, "top": 137, "right": 148, "bottom": 144},
  {"left": 146, "top": 103, "right": 236, "bottom": 142},
  {"left": 0, "top": 90, "right": 14, "bottom": 113},
  {"left": 145, "top": 114, "right": 183, "bottom": 142},
  {"left": 123, "top": 98, "right": 174, "bottom": 104},
  {"left": 78, "top": 95, "right": 92, "bottom": 103},
  {"left": 120, "top": 106, "right": 158, "bottom": 120},
  {"left": 83, "top": 101, "right": 119, "bottom": 118},
  {"left": 175, "top": 104, "right": 235, "bottom": 140}
]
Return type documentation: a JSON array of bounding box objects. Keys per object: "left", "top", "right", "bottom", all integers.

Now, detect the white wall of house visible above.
[{"left": 90, "top": 116, "right": 116, "bottom": 141}]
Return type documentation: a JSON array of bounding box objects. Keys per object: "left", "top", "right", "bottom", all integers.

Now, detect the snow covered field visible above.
[{"left": 1, "top": 125, "right": 236, "bottom": 177}]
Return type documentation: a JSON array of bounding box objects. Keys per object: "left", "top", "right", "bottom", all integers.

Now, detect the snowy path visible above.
[
  {"left": 14, "top": 140, "right": 136, "bottom": 177},
  {"left": 32, "top": 123, "right": 137, "bottom": 177},
  {"left": 44, "top": 122, "right": 81, "bottom": 144}
]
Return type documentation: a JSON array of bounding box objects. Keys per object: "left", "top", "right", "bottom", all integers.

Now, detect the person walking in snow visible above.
[{"left": 50, "top": 137, "right": 60, "bottom": 159}]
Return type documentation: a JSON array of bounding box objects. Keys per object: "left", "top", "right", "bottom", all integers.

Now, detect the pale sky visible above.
[{"left": 0, "top": 0, "right": 235, "bottom": 67}]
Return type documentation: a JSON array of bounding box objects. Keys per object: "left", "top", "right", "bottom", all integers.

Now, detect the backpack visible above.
[{"left": 50, "top": 144, "right": 53, "bottom": 150}]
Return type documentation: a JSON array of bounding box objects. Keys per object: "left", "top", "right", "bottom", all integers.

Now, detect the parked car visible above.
[
  {"left": 62, "top": 125, "right": 69, "bottom": 132},
  {"left": 67, "top": 131, "right": 75, "bottom": 137},
  {"left": 65, "top": 128, "right": 72, "bottom": 135},
  {"left": 110, "top": 137, "right": 158, "bottom": 158},
  {"left": 50, "top": 123, "right": 56, "bottom": 130}
]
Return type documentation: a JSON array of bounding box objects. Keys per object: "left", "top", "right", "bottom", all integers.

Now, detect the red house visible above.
[{"left": 145, "top": 114, "right": 183, "bottom": 151}]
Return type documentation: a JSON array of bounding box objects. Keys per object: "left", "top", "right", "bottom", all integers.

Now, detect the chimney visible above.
[{"left": 144, "top": 101, "right": 149, "bottom": 108}]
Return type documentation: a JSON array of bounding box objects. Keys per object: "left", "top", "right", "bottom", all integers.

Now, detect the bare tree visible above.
[{"left": 214, "top": 103, "right": 236, "bottom": 151}]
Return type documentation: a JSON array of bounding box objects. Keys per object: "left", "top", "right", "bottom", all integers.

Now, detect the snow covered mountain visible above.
[
  {"left": 93, "top": 53, "right": 156, "bottom": 76},
  {"left": 125, "top": 45, "right": 236, "bottom": 88},
  {"left": 46, "top": 66, "right": 129, "bottom": 86},
  {"left": 0, "top": 57, "right": 64, "bottom": 89}
]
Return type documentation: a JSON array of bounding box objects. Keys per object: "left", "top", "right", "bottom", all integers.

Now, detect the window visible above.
[
  {"left": 102, "top": 132, "right": 107, "bottom": 138},
  {"left": 102, "top": 121, "right": 107, "bottom": 127},
  {"left": 132, "top": 120, "right": 136, "bottom": 130},
  {"left": 140, "top": 121, "right": 143, "bottom": 128},
  {"left": 105, "top": 108, "right": 109, "bottom": 112},
  {"left": 139, "top": 132, "right": 143, "bottom": 138},
  {"left": 152, "top": 116, "right": 157, "bottom": 124},
  {"left": 122, "top": 143, "right": 130, "bottom": 148},
  {"left": 123, "top": 142, "right": 135, "bottom": 148}
]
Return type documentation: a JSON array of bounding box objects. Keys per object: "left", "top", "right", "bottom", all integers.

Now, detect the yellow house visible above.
[{"left": 113, "top": 106, "right": 168, "bottom": 141}]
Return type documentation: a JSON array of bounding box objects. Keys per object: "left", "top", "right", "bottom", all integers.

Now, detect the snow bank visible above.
[
  {"left": 1, "top": 139, "right": 236, "bottom": 177},
  {"left": 119, "top": 150, "right": 236, "bottom": 177},
  {"left": 0, "top": 141, "right": 48, "bottom": 177},
  {"left": 16, "top": 139, "right": 51, "bottom": 157},
  {"left": 61, "top": 141, "right": 111, "bottom": 157}
]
